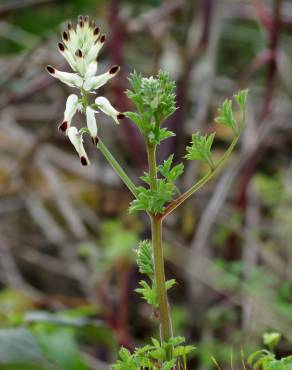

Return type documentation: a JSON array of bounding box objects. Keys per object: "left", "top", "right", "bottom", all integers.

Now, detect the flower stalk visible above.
[{"left": 96, "top": 138, "right": 138, "bottom": 198}]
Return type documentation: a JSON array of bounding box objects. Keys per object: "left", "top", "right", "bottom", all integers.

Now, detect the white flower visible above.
[
  {"left": 59, "top": 94, "right": 79, "bottom": 132},
  {"left": 85, "top": 60, "right": 98, "bottom": 78},
  {"left": 58, "top": 42, "right": 76, "bottom": 71},
  {"left": 95, "top": 96, "right": 124, "bottom": 124},
  {"left": 83, "top": 65, "right": 120, "bottom": 91},
  {"left": 63, "top": 24, "right": 78, "bottom": 55},
  {"left": 46, "top": 66, "right": 83, "bottom": 88},
  {"left": 84, "top": 35, "right": 106, "bottom": 65},
  {"left": 86, "top": 106, "right": 98, "bottom": 143},
  {"left": 75, "top": 49, "right": 86, "bottom": 76},
  {"left": 68, "top": 127, "right": 89, "bottom": 166}
]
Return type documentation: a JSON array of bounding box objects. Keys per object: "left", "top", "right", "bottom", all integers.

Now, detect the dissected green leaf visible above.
[
  {"left": 129, "top": 180, "right": 175, "bottom": 215},
  {"left": 215, "top": 89, "right": 249, "bottom": 133},
  {"left": 185, "top": 132, "right": 215, "bottom": 168},
  {"left": 135, "top": 240, "right": 154, "bottom": 276},
  {"left": 112, "top": 335, "right": 195, "bottom": 370},
  {"left": 234, "top": 89, "right": 249, "bottom": 109},
  {"left": 135, "top": 279, "right": 176, "bottom": 309},
  {"left": 135, "top": 280, "right": 157, "bottom": 307},
  {"left": 215, "top": 99, "right": 236, "bottom": 129},
  {"left": 132, "top": 154, "right": 184, "bottom": 215},
  {"left": 158, "top": 155, "right": 184, "bottom": 183}
]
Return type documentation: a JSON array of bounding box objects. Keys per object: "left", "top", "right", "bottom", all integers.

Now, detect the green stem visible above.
[
  {"left": 97, "top": 138, "right": 138, "bottom": 198},
  {"left": 147, "top": 144, "right": 158, "bottom": 190},
  {"left": 147, "top": 144, "right": 173, "bottom": 345},
  {"left": 151, "top": 216, "right": 173, "bottom": 341},
  {"left": 161, "top": 135, "right": 240, "bottom": 220}
]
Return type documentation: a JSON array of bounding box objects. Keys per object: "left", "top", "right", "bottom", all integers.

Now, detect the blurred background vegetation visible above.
[{"left": 0, "top": 0, "right": 291, "bottom": 369}]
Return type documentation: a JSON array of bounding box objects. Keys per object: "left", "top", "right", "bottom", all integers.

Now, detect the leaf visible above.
[
  {"left": 140, "top": 172, "right": 151, "bottom": 185},
  {"left": 215, "top": 89, "right": 249, "bottom": 133},
  {"left": 248, "top": 350, "right": 271, "bottom": 366},
  {"left": 119, "top": 348, "right": 132, "bottom": 362},
  {"left": 215, "top": 99, "right": 236, "bottom": 129},
  {"left": 166, "top": 279, "right": 177, "bottom": 291},
  {"left": 112, "top": 336, "right": 196, "bottom": 370},
  {"left": 158, "top": 155, "right": 184, "bottom": 183},
  {"left": 135, "top": 240, "right": 153, "bottom": 276},
  {"left": 129, "top": 180, "right": 176, "bottom": 215},
  {"left": 112, "top": 347, "right": 138, "bottom": 370},
  {"left": 124, "top": 112, "right": 143, "bottom": 131},
  {"left": 150, "top": 347, "right": 166, "bottom": 360},
  {"left": 158, "top": 155, "right": 174, "bottom": 177},
  {"left": 185, "top": 132, "right": 215, "bottom": 168},
  {"left": 0, "top": 328, "right": 49, "bottom": 368},
  {"left": 135, "top": 280, "right": 158, "bottom": 308},
  {"left": 167, "top": 336, "right": 185, "bottom": 346},
  {"left": 162, "top": 359, "right": 176, "bottom": 370},
  {"left": 168, "top": 163, "right": 184, "bottom": 182},
  {"left": 234, "top": 89, "right": 249, "bottom": 109},
  {"left": 265, "top": 361, "right": 286, "bottom": 370},
  {"left": 151, "top": 338, "right": 161, "bottom": 348},
  {"left": 135, "top": 278, "right": 176, "bottom": 309},
  {"left": 155, "top": 128, "right": 175, "bottom": 144}
]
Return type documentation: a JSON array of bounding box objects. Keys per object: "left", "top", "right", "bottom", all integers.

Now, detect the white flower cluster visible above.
[{"left": 46, "top": 15, "right": 124, "bottom": 165}]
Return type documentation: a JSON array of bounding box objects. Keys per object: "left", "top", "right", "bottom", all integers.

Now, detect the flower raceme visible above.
[{"left": 46, "top": 15, "right": 125, "bottom": 165}]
